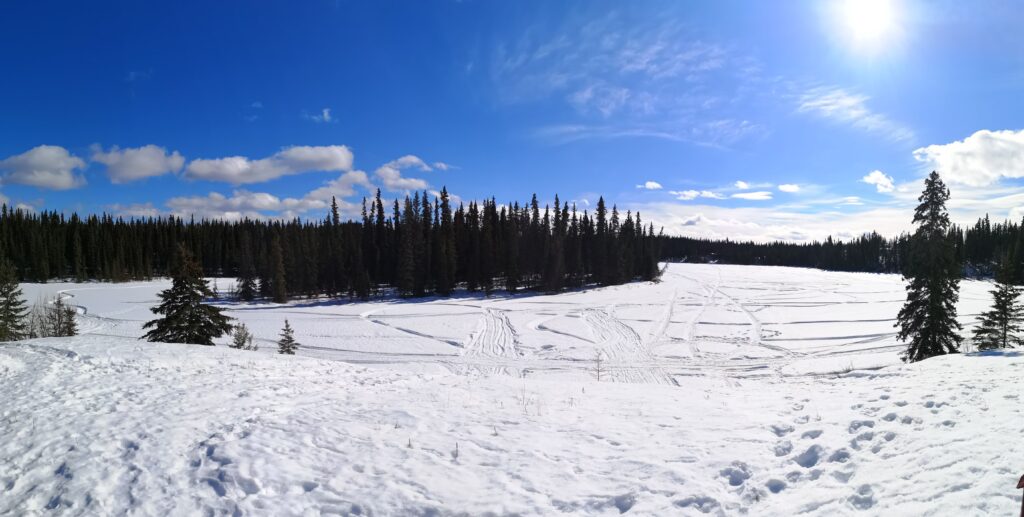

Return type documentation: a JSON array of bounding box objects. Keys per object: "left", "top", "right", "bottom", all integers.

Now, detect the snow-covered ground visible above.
[{"left": 2, "top": 264, "right": 1022, "bottom": 515}]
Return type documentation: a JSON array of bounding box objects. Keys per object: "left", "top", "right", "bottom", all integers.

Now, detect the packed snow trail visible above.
[
  {"left": 463, "top": 308, "right": 523, "bottom": 376},
  {"left": 2, "top": 337, "right": 1022, "bottom": 515}
]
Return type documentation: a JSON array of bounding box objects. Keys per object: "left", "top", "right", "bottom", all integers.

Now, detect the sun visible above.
[{"left": 839, "top": 0, "right": 898, "bottom": 50}]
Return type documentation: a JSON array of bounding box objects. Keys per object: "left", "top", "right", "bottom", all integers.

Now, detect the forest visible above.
[
  {"left": 0, "top": 189, "right": 661, "bottom": 300},
  {"left": 1, "top": 189, "right": 1018, "bottom": 299}
]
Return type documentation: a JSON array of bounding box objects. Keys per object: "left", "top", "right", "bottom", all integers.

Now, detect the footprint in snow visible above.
[
  {"left": 848, "top": 420, "right": 874, "bottom": 433},
  {"left": 719, "top": 461, "right": 752, "bottom": 487},
  {"left": 794, "top": 445, "right": 823, "bottom": 468}
]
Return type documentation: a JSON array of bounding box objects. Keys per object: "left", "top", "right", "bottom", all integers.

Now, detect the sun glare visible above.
[{"left": 840, "top": 0, "right": 898, "bottom": 50}]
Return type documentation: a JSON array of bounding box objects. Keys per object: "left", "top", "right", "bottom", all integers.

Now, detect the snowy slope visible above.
[{"left": 3, "top": 264, "right": 1022, "bottom": 515}]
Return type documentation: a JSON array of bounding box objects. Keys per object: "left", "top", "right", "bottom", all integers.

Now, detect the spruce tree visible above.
[
  {"left": 231, "top": 322, "right": 256, "bottom": 350},
  {"left": 143, "top": 245, "right": 233, "bottom": 346},
  {"left": 277, "top": 319, "right": 299, "bottom": 355},
  {"left": 0, "top": 258, "right": 28, "bottom": 341},
  {"left": 971, "top": 258, "right": 1023, "bottom": 350},
  {"left": 896, "top": 171, "right": 963, "bottom": 362},
  {"left": 269, "top": 235, "right": 288, "bottom": 303}
]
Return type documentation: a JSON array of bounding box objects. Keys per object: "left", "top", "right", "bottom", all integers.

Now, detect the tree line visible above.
[
  {"left": 0, "top": 189, "right": 662, "bottom": 300},
  {"left": 660, "top": 214, "right": 1024, "bottom": 279}
]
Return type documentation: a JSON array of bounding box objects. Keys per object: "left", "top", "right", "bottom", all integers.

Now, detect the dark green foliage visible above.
[
  {"left": 143, "top": 245, "right": 232, "bottom": 346},
  {"left": 0, "top": 258, "right": 28, "bottom": 341},
  {"left": 972, "top": 258, "right": 1023, "bottom": 350},
  {"left": 0, "top": 191, "right": 663, "bottom": 301},
  {"left": 896, "top": 171, "right": 963, "bottom": 362},
  {"left": 269, "top": 235, "right": 287, "bottom": 304},
  {"left": 277, "top": 319, "right": 298, "bottom": 355}
]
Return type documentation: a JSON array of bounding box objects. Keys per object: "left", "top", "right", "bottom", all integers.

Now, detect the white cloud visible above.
[
  {"left": 0, "top": 145, "right": 86, "bottom": 190},
  {"left": 305, "top": 108, "right": 334, "bottom": 123},
  {"left": 912, "top": 129, "right": 1024, "bottom": 187},
  {"left": 636, "top": 181, "right": 663, "bottom": 190},
  {"left": 862, "top": 170, "right": 895, "bottom": 193},
  {"left": 432, "top": 161, "right": 454, "bottom": 171},
  {"left": 732, "top": 191, "right": 773, "bottom": 201},
  {"left": 374, "top": 155, "right": 432, "bottom": 192},
  {"left": 778, "top": 184, "right": 800, "bottom": 193},
  {"left": 108, "top": 203, "right": 161, "bottom": 218},
  {"left": 166, "top": 190, "right": 328, "bottom": 220},
  {"left": 184, "top": 145, "right": 354, "bottom": 184},
  {"left": 669, "top": 190, "right": 725, "bottom": 201},
  {"left": 91, "top": 144, "right": 184, "bottom": 183},
  {"left": 798, "top": 86, "right": 913, "bottom": 142},
  {"left": 734, "top": 180, "right": 750, "bottom": 189},
  {"left": 305, "top": 170, "right": 373, "bottom": 201}
]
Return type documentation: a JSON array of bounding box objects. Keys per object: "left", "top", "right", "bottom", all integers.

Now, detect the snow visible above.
[{"left": 2, "top": 264, "right": 1022, "bottom": 515}]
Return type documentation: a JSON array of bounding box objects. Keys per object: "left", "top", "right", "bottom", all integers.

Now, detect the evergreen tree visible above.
[
  {"left": 269, "top": 235, "right": 288, "bottom": 303},
  {"left": 0, "top": 258, "right": 28, "bottom": 341},
  {"left": 972, "top": 257, "right": 1023, "bottom": 350},
  {"left": 231, "top": 322, "right": 256, "bottom": 350},
  {"left": 47, "top": 295, "right": 78, "bottom": 337},
  {"left": 277, "top": 319, "right": 298, "bottom": 355},
  {"left": 143, "top": 245, "right": 232, "bottom": 346},
  {"left": 896, "top": 171, "right": 963, "bottom": 362}
]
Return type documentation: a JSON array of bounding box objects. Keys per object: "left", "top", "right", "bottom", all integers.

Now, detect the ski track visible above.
[{"left": 462, "top": 308, "right": 523, "bottom": 376}]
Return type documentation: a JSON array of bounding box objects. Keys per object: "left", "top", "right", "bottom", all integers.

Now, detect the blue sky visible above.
[{"left": 2, "top": 0, "right": 1024, "bottom": 241}]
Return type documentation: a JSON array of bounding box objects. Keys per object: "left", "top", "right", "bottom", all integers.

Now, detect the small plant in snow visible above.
[
  {"left": 231, "top": 323, "right": 257, "bottom": 351},
  {"left": 594, "top": 350, "right": 605, "bottom": 382},
  {"left": 277, "top": 319, "right": 299, "bottom": 355}
]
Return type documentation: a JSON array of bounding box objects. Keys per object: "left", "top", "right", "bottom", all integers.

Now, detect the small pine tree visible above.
[
  {"left": 230, "top": 323, "right": 256, "bottom": 350},
  {"left": 143, "top": 245, "right": 233, "bottom": 346},
  {"left": 0, "top": 258, "right": 28, "bottom": 341},
  {"left": 277, "top": 319, "right": 299, "bottom": 355},
  {"left": 46, "top": 296, "right": 78, "bottom": 337},
  {"left": 972, "top": 258, "right": 1023, "bottom": 350}
]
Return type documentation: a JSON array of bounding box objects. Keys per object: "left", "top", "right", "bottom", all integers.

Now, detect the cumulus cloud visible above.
[
  {"left": 305, "top": 170, "right": 374, "bottom": 201},
  {"left": 374, "top": 155, "right": 432, "bottom": 192},
  {"left": 798, "top": 86, "right": 913, "bottom": 142},
  {"left": 669, "top": 190, "right": 724, "bottom": 201},
  {"left": 862, "top": 170, "right": 895, "bottom": 193},
  {"left": 734, "top": 180, "right": 750, "bottom": 189},
  {"left": 636, "top": 181, "right": 663, "bottom": 190},
  {"left": 185, "top": 145, "right": 354, "bottom": 184},
  {"left": 166, "top": 190, "right": 329, "bottom": 220},
  {"left": 432, "top": 161, "right": 454, "bottom": 171},
  {"left": 732, "top": 191, "right": 773, "bottom": 201},
  {"left": 778, "top": 184, "right": 800, "bottom": 193},
  {"left": 912, "top": 129, "right": 1024, "bottom": 187},
  {"left": 0, "top": 145, "right": 86, "bottom": 190},
  {"left": 91, "top": 144, "right": 184, "bottom": 183}
]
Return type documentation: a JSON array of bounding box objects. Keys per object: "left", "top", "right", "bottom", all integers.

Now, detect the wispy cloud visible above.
[
  {"left": 491, "top": 11, "right": 770, "bottom": 147},
  {"left": 797, "top": 86, "right": 913, "bottom": 142},
  {"left": 732, "top": 191, "right": 773, "bottom": 201},
  {"left": 304, "top": 108, "right": 335, "bottom": 123}
]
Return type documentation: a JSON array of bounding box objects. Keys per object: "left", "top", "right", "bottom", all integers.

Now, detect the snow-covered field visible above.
[{"left": 2, "top": 264, "right": 1022, "bottom": 515}]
